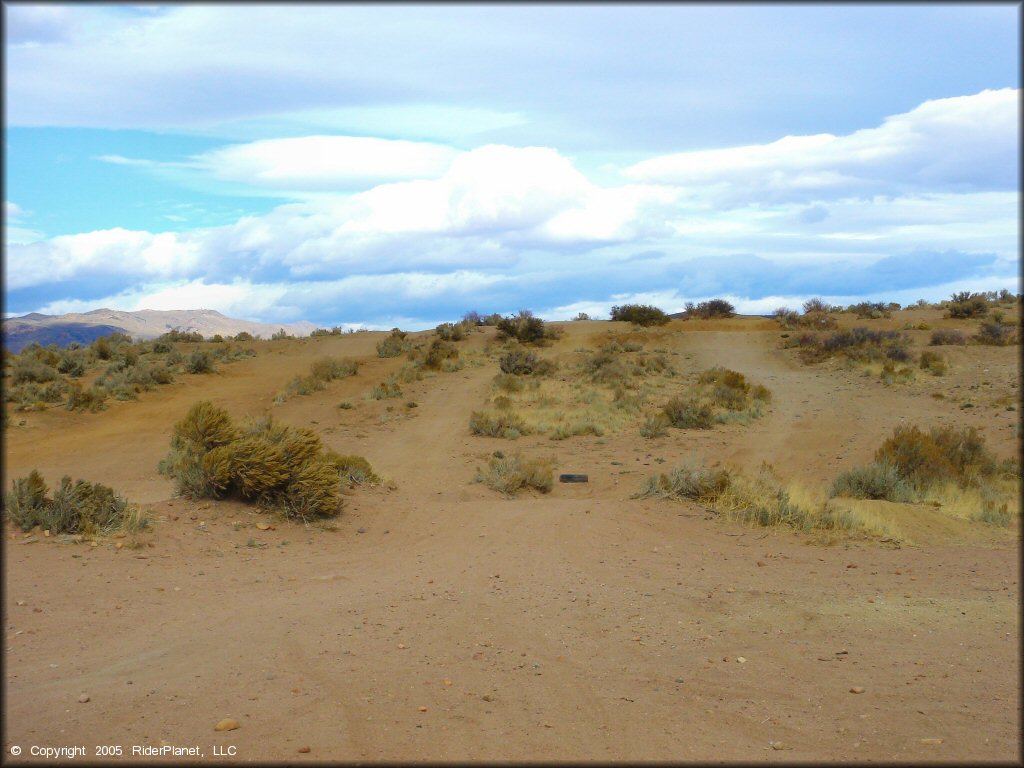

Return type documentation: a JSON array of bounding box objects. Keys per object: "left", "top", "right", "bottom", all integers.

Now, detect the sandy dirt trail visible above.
[{"left": 3, "top": 322, "right": 1020, "bottom": 762}]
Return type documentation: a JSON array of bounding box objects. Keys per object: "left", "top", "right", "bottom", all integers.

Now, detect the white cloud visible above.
[
  {"left": 624, "top": 89, "right": 1019, "bottom": 205},
  {"left": 6, "top": 228, "right": 203, "bottom": 290},
  {"left": 193, "top": 136, "right": 459, "bottom": 191}
]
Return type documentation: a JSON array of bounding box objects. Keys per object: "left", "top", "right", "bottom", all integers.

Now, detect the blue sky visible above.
[{"left": 4, "top": 3, "right": 1020, "bottom": 328}]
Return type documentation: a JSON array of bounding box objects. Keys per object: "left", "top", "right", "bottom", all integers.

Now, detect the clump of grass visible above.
[
  {"left": 469, "top": 409, "right": 531, "bottom": 439},
  {"left": 639, "top": 461, "right": 854, "bottom": 532},
  {"left": 159, "top": 401, "right": 346, "bottom": 521},
  {"left": 3, "top": 471, "right": 147, "bottom": 535},
  {"left": 550, "top": 417, "right": 604, "bottom": 440},
  {"left": 421, "top": 339, "right": 460, "bottom": 370},
  {"left": 609, "top": 304, "right": 670, "bottom": 326},
  {"left": 279, "top": 357, "right": 359, "bottom": 400},
  {"left": 831, "top": 461, "right": 915, "bottom": 502},
  {"left": 639, "top": 413, "right": 670, "bottom": 438},
  {"left": 475, "top": 453, "right": 553, "bottom": 495},
  {"left": 376, "top": 329, "right": 411, "bottom": 358},
  {"left": 918, "top": 350, "right": 947, "bottom": 376}
]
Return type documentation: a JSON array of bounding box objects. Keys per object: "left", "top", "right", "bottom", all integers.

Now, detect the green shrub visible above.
[
  {"left": 11, "top": 359, "right": 58, "bottom": 385},
  {"left": 65, "top": 382, "right": 109, "bottom": 412},
  {"left": 376, "top": 329, "right": 411, "bottom": 358},
  {"left": 946, "top": 292, "right": 989, "bottom": 319},
  {"left": 495, "top": 310, "right": 559, "bottom": 344},
  {"left": 422, "top": 339, "right": 459, "bottom": 370},
  {"left": 499, "top": 348, "right": 552, "bottom": 375},
  {"left": 918, "top": 350, "right": 947, "bottom": 376},
  {"left": 662, "top": 396, "right": 714, "bottom": 429},
  {"left": 469, "top": 409, "right": 530, "bottom": 439},
  {"left": 435, "top": 321, "right": 472, "bottom": 341},
  {"left": 831, "top": 462, "right": 914, "bottom": 502},
  {"left": 158, "top": 329, "right": 204, "bottom": 343},
  {"left": 326, "top": 452, "right": 381, "bottom": 486},
  {"left": 185, "top": 349, "right": 215, "bottom": 374},
  {"left": 370, "top": 375, "right": 403, "bottom": 399},
  {"left": 684, "top": 299, "right": 735, "bottom": 319},
  {"left": 160, "top": 403, "right": 343, "bottom": 520},
  {"left": 609, "top": 304, "right": 670, "bottom": 326},
  {"left": 3, "top": 471, "right": 145, "bottom": 535},
  {"left": 475, "top": 453, "right": 553, "bottom": 495},
  {"left": 847, "top": 301, "right": 891, "bottom": 319}
]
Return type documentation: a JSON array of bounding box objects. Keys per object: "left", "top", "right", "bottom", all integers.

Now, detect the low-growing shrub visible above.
[
  {"left": 831, "top": 462, "right": 914, "bottom": 502},
  {"left": 498, "top": 348, "right": 555, "bottom": 376},
  {"left": 974, "top": 319, "right": 1016, "bottom": 346},
  {"left": 65, "top": 382, "right": 108, "bottom": 412},
  {"left": 185, "top": 349, "right": 215, "bottom": 374},
  {"left": 788, "top": 327, "right": 909, "bottom": 364},
  {"left": 11, "top": 359, "right": 59, "bottom": 385},
  {"left": 435, "top": 321, "right": 473, "bottom": 341},
  {"left": 609, "top": 304, "right": 670, "bottom": 326},
  {"left": 847, "top": 301, "right": 891, "bottom": 319},
  {"left": 376, "top": 329, "right": 411, "bottom": 358},
  {"left": 475, "top": 453, "right": 553, "bottom": 495},
  {"left": 469, "top": 409, "right": 530, "bottom": 439},
  {"left": 495, "top": 310, "right": 560, "bottom": 344},
  {"left": 370, "top": 376, "right": 403, "bottom": 399},
  {"left": 640, "top": 461, "right": 854, "bottom": 532},
  {"left": 3, "top": 471, "right": 146, "bottom": 535},
  {"left": 834, "top": 424, "right": 1000, "bottom": 501},
  {"left": 662, "top": 396, "right": 714, "bottom": 429},
  {"left": 930, "top": 329, "right": 967, "bottom": 346},
  {"left": 945, "top": 291, "right": 989, "bottom": 319},
  {"left": 422, "top": 339, "right": 459, "bottom": 370},
  {"left": 159, "top": 402, "right": 344, "bottom": 520},
  {"left": 639, "top": 413, "right": 670, "bottom": 438},
  {"left": 325, "top": 452, "right": 381, "bottom": 486},
  {"left": 684, "top": 299, "right": 735, "bottom": 319},
  {"left": 918, "top": 350, "right": 947, "bottom": 376}
]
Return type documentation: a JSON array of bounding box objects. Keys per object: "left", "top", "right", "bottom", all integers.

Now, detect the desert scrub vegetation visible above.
[
  {"left": 944, "top": 291, "right": 990, "bottom": 319},
  {"left": 435, "top": 319, "right": 476, "bottom": 341},
  {"left": 469, "top": 409, "right": 531, "bottom": 439},
  {"left": 159, "top": 401, "right": 375, "bottom": 521},
  {"left": 475, "top": 452, "right": 553, "bottom": 495},
  {"left": 638, "top": 461, "right": 855, "bottom": 533},
  {"left": 660, "top": 367, "right": 771, "bottom": 429},
  {"left": 609, "top": 304, "right": 670, "bottom": 326},
  {"left": 831, "top": 425, "right": 1018, "bottom": 524},
  {"left": 772, "top": 305, "right": 838, "bottom": 331},
  {"left": 277, "top": 357, "right": 359, "bottom": 401},
  {"left": 369, "top": 375, "right": 403, "bottom": 400},
  {"left": 845, "top": 301, "right": 896, "bottom": 319},
  {"left": 973, "top": 312, "right": 1019, "bottom": 346},
  {"left": 473, "top": 339, "right": 677, "bottom": 441},
  {"left": 495, "top": 310, "right": 561, "bottom": 344},
  {"left": 498, "top": 348, "right": 557, "bottom": 376},
  {"left": 376, "top": 328, "right": 412, "bottom": 358},
  {"left": 785, "top": 326, "right": 910, "bottom": 365},
  {"left": 683, "top": 299, "right": 735, "bottom": 319},
  {"left": 4, "top": 470, "right": 147, "bottom": 535},
  {"left": 918, "top": 350, "right": 947, "bottom": 376},
  {"left": 929, "top": 329, "right": 967, "bottom": 346}
]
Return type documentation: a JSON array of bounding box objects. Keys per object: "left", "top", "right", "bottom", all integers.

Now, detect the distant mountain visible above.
[{"left": 2, "top": 308, "right": 317, "bottom": 353}]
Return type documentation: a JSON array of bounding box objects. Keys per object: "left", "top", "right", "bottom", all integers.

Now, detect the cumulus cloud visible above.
[{"left": 624, "top": 89, "right": 1019, "bottom": 206}]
